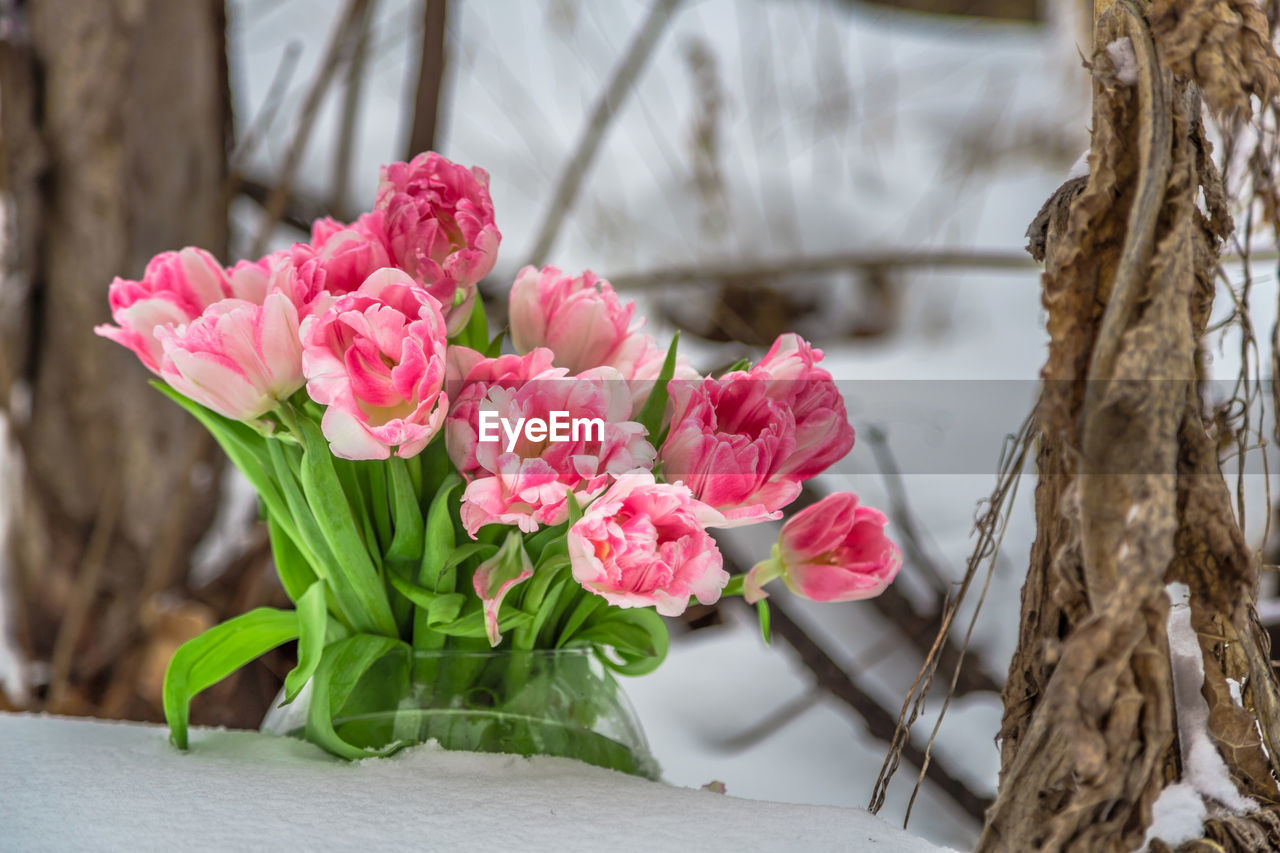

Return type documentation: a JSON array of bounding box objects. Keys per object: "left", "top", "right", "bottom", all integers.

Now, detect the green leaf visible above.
[
  {"left": 416, "top": 440, "right": 453, "bottom": 511},
  {"left": 266, "top": 514, "right": 318, "bottom": 604},
  {"left": 634, "top": 331, "right": 680, "bottom": 439},
  {"left": 721, "top": 575, "right": 745, "bottom": 598},
  {"left": 524, "top": 521, "right": 568, "bottom": 560},
  {"left": 756, "top": 598, "right": 772, "bottom": 645},
  {"left": 486, "top": 327, "right": 507, "bottom": 358},
  {"left": 283, "top": 580, "right": 329, "bottom": 703},
  {"left": 565, "top": 490, "right": 584, "bottom": 526},
  {"left": 266, "top": 436, "right": 357, "bottom": 628},
  {"left": 427, "top": 592, "right": 467, "bottom": 626},
  {"left": 534, "top": 537, "right": 570, "bottom": 572},
  {"left": 266, "top": 439, "right": 329, "bottom": 565},
  {"left": 364, "top": 461, "right": 393, "bottom": 552},
  {"left": 538, "top": 577, "right": 584, "bottom": 646},
  {"left": 295, "top": 417, "right": 397, "bottom": 636},
  {"left": 333, "top": 457, "right": 380, "bottom": 570},
  {"left": 388, "top": 569, "right": 465, "bottom": 620},
  {"left": 432, "top": 608, "right": 533, "bottom": 639},
  {"left": 554, "top": 592, "right": 606, "bottom": 648},
  {"left": 442, "top": 542, "right": 497, "bottom": 572},
  {"left": 528, "top": 577, "right": 569, "bottom": 641},
  {"left": 164, "top": 608, "right": 299, "bottom": 749},
  {"left": 414, "top": 474, "right": 462, "bottom": 652},
  {"left": 719, "top": 357, "right": 751, "bottom": 375},
  {"left": 578, "top": 608, "right": 669, "bottom": 676},
  {"left": 151, "top": 382, "right": 288, "bottom": 527},
  {"left": 419, "top": 474, "right": 461, "bottom": 591},
  {"left": 455, "top": 293, "right": 489, "bottom": 349},
  {"left": 385, "top": 457, "right": 425, "bottom": 570},
  {"left": 305, "top": 634, "right": 409, "bottom": 760}
]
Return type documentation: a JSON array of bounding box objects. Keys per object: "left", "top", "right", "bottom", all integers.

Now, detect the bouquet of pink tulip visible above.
[{"left": 97, "top": 152, "right": 902, "bottom": 775}]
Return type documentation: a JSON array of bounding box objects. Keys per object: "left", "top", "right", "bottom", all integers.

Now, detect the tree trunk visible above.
[
  {"left": 981, "top": 1, "right": 1280, "bottom": 850},
  {"left": 0, "top": 0, "right": 282, "bottom": 725}
]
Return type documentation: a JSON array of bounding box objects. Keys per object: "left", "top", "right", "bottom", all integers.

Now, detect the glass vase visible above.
[{"left": 264, "top": 647, "right": 659, "bottom": 780}]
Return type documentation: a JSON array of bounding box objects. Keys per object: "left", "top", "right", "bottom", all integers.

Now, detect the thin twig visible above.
[
  {"left": 524, "top": 0, "right": 682, "bottom": 268},
  {"left": 756, "top": 595, "right": 992, "bottom": 822},
  {"left": 249, "top": 0, "right": 371, "bottom": 257},
  {"left": 904, "top": 461, "right": 1021, "bottom": 826},
  {"left": 230, "top": 42, "right": 302, "bottom": 172},
  {"left": 870, "top": 413, "right": 1034, "bottom": 817},
  {"left": 864, "top": 425, "right": 950, "bottom": 595}
]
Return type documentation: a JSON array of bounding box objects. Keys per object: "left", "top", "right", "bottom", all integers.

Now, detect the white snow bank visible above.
[{"left": 0, "top": 712, "right": 958, "bottom": 853}]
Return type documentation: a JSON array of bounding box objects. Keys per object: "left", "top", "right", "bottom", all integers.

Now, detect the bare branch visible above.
[
  {"left": 790, "top": 483, "right": 1004, "bottom": 698},
  {"left": 753, "top": 595, "right": 992, "bottom": 823},
  {"left": 248, "top": 0, "right": 371, "bottom": 257},
  {"left": 406, "top": 0, "right": 448, "bottom": 159},
  {"left": 606, "top": 249, "right": 1038, "bottom": 290},
  {"left": 331, "top": 0, "right": 377, "bottom": 214}
]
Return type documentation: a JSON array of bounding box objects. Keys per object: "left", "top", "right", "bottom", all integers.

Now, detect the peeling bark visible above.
[{"left": 982, "top": 1, "right": 1280, "bottom": 850}]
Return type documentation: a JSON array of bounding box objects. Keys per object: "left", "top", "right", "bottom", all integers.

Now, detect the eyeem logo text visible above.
[{"left": 477, "top": 410, "right": 606, "bottom": 453}]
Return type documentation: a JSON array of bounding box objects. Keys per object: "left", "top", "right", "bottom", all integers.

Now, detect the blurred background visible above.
[{"left": 0, "top": 0, "right": 1223, "bottom": 848}]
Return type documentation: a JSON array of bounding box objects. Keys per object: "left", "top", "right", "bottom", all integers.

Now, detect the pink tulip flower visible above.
[
  {"left": 155, "top": 291, "right": 304, "bottom": 421},
  {"left": 289, "top": 212, "right": 393, "bottom": 305},
  {"left": 376, "top": 152, "right": 500, "bottom": 333},
  {"left": 745, "top": 492, "right": 902, "bottom": 603},
  {"left": 446, "top": 366, "right": 655, "bottom": 536},
  {"left": 95, "top": 247, "right": 233, "bottom": 373},
  {"left": 658, "top": 334, "right": 854, "bottom": 522},
  {"left": 508, "top": 266, "right": 637, "bottom": 373},
  {"left": 568, "top": 470, "right": 730, "bottom": 617},
  {"left": 445, "top": 345, "right": 557, "bottom": 406},
  {"left": 751, "top": 334, "right": 856, "bottom": 480},
  {"left": 301, "top": 268, "right": 449, "bottom": 460},
  {"left": 507, "top": 265, "right": 697, "bottom": 408}
]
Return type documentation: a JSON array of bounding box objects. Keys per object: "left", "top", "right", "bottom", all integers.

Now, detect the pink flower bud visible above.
[
  {"left": 507, "top": 266, "right": 697, "bottom": 409},
  {"left": 745, "top": 492, "right": 902, "bottom": 604},
  {"left": 472, "top": 532, "right": 534, "bottom": 647},
  {"left": 289, "top": 212, "right": 393, "bottom": 304}
]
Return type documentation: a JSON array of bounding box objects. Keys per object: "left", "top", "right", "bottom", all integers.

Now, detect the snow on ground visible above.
[
  {"left": 0, "top": 712, "right": 958, "bottom": 853},
  {"left": 624, "top": 611, "right": 984, "bottom": 851}
]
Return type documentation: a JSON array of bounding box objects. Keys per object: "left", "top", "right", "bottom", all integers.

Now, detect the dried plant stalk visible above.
[{"left": 977, "top": 1, "right": 1280, "bottom": 850}]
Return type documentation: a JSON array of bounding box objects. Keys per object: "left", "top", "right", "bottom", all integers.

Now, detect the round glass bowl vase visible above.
[{"left": 264, "top": 647, "right": 659, "bottom": 780}]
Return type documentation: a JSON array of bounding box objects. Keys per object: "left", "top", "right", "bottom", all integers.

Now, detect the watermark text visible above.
[{"left": 478, "top": 410, "right": 606, "bottom": 453}]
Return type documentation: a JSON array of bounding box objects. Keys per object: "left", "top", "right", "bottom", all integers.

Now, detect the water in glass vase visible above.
[{"left": 264, "top": 647, "right": 659, "bottom": 780}]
